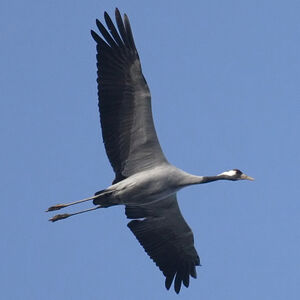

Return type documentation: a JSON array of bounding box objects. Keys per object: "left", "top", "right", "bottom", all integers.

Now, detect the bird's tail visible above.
[{"left": 93, "top": 189, "right": 116, "bottom": 207}]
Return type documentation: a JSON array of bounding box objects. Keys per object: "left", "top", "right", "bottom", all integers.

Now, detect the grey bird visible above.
[{"left": 47, "top": 8, "right": 254, "bottom": 294}]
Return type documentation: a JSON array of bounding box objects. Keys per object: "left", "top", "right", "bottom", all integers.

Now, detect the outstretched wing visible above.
[
  {"left": 125, "top": 194, "right": 200, "bottom": 294},
  {"left": 91, "top": 9, "right": 167, "bottom": 183}
]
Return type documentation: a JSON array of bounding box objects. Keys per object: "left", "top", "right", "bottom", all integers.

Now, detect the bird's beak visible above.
[{"left": 240, "top": 173, "right": 255, "bottom": 181}]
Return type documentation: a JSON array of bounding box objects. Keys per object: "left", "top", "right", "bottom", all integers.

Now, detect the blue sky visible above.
[{"left": 1, "top": 0, "right": 299, "bottom": 299}]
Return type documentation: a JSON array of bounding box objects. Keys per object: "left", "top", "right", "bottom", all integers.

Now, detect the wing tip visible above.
[
  {"left": 90, "top": 29, "right": 99, "bottom": 42},
  {"left": 164, "top": 264, "right": 198, "bottom": 293},
  {"left": 95, "top": 18, "right": 101, "bottom": 28},
  {"left": 165, "top": 272, "right": 175, "bottom": 290},
  {"left": 115, "top": 7, "right": 121, "bottom": 20}
]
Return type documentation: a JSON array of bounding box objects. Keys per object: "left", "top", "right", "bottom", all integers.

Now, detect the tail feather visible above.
[
  {"left": 94, "top": 189, "right": 105, "bottom": 196},
  {"left": 93, "top": 190, "right": 115, "bottom": 207}
]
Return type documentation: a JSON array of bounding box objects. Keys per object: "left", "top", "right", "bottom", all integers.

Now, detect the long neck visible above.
[{"left": 182, "top": 174, "right": 229, "bottom": 186}]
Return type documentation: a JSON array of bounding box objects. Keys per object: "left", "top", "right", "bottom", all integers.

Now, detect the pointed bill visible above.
[{"left": 240, "top": 173, "right": 255, "bottom": 181}]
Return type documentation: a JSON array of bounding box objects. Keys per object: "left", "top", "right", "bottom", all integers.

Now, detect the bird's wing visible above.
[
  {"left": 91, "top": 9, "right": 167, "bottom": 183},
  {"left": 125, "top": 194, "right": 200, "bottom": 294}
]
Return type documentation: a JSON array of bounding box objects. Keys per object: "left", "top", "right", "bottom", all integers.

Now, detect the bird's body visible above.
[
  {"left": 95, "top": 164, "right": 184, "bottom": 206},
  {"left": 47, "top": 8, "right": 254, "bottom": 294},
  {"left": 93, "top": 164, "right": 212, "bottom": 208}
]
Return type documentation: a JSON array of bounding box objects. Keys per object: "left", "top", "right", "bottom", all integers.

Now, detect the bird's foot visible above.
[
  {"left": 46, "top": 204, "right": 68, "bottom": 212},
  {"left": 48, "top": 213, "right": 70, "bottom": 222}
]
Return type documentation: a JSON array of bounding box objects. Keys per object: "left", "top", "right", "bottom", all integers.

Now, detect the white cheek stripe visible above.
[{"left": 219, "top": 170, "right": 236, "bottom": 176}]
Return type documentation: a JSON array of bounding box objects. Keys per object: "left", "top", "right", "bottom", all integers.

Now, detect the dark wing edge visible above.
[
  {"left": 126, "top": 195, "right": 200, "bottom": 294},
  {"left": 91, "top": 9, "right": 167, "bottom": 184}
]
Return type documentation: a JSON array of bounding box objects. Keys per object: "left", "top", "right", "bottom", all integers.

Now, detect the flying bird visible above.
[{"left": 47, "top": 8, "right": 254, "bottom": 294}]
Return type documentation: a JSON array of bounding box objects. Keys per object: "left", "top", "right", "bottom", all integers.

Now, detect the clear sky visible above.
[{"left": 1, "top": 0, "right": 299, "bottom": 299}]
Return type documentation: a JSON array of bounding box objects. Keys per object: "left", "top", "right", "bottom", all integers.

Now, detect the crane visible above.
[{"left": 46, "top": 8, "right": 254, "bottom": 294}]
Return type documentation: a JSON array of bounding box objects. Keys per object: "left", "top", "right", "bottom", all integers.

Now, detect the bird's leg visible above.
[
  {"left": 48, "top": 205, "right": 102, "bottom": 222},
  {"left": 46, "top": 195, "right": 100, "bottom": 212}
]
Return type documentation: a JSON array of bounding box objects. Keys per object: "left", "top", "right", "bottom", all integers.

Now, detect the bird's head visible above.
[{"left": 218, "top": 169, "right": 254, "bottom": 181}]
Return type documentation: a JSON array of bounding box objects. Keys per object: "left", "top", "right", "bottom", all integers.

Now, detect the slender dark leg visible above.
[{"left": 46, "top": 194, "right": 102, "bottom": 212}]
